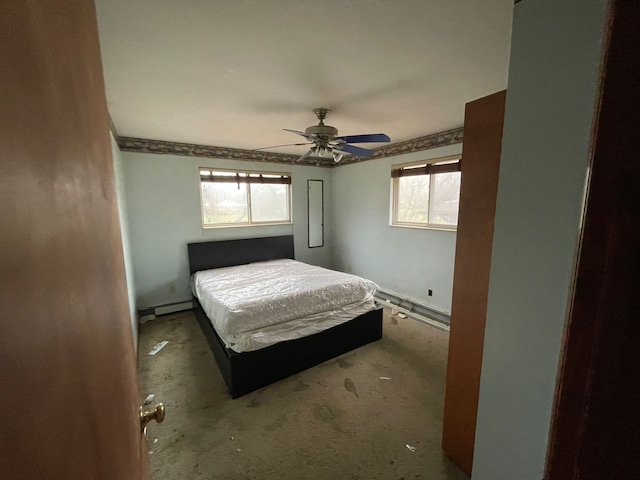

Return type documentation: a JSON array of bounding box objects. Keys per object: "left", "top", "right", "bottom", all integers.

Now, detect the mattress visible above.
[{"left": 192, "top": 259, "right": 378, "bottom": 352}]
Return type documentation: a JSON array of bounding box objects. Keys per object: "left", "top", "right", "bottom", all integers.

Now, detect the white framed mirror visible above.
[{"left": 308, "top": 180, "right": 324, "bottom": 248}]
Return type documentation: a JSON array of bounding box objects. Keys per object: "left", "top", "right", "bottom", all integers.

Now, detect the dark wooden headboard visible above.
[{"left": 187, "top": 235, "right": 295, "bottom": 274}]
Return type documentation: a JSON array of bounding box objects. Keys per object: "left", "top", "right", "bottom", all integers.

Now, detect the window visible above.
[
  {"left": 391, "top": 156, "right": 461, "bottom": 230},
  {"left": 200, "top": 168, "right": 292, "bottom": 227}
]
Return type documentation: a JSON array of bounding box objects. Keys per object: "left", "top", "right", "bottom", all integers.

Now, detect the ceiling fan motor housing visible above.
[
  {"left": 306, "top": 107, "right": 337, "bottom": 142},
  {"left": 304, "top": 123, "right": 338, "bottom": 140}
]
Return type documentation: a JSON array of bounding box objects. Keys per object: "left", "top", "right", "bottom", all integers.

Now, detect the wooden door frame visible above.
[{"left": 545, "top": 1, "right": 640, "bottom": 478}]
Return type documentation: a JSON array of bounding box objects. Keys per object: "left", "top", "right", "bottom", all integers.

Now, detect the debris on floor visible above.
[
  {"left": 405, "top": 444, "right": 416, "bottom": 452},
  {"left": 139, "top": 309, "right": 466, "bottom": 478},
  {"left": 397, "top": 312, "right": 407, "bottom": 319},
  {"left": 143, "top": 393, "right": 155, "bottom": 405},
  {"left": 379, "top": 376, "right": 391, "bottom": 380},
  {"left": 148, "top": 340, "right": 169, "bottom": 356}
]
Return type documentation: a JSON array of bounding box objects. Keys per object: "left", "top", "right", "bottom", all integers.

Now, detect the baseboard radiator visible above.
[
  {"left": 138, "top": 300, "right": 193, "bottom": 323},
  {"left": 375, "top": 289, "right": 451, "bottom": 332},
  {"left": 136, "top": 292, "right": 450, "bottom": 332}
]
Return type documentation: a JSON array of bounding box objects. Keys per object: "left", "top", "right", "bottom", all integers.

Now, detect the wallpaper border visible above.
[{"left": 116, "top": 127, "right": 463, "bottom": 168}]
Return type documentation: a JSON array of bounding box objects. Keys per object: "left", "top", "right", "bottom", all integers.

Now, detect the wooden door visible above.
[
  {"left": 0, "top": 1, "right": 148, "bottom": 478},
  {"left": 545, "top": 1, "right": 640, "bottom": 477},
  {"left": 442, "top": 91, "right": 506, "bottom": 475}
]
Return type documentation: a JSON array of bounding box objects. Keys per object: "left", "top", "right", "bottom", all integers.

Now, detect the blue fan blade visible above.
[
  {"left": 335, "top": 133, "right": 390, "bottom": 143},
  {"left": 335, "top": 144, "right": 374, "bottom": 157}
]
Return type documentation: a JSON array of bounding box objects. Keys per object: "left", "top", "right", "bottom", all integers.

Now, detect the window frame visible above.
[
  {"left": 390, "top": 155, "right": 461, "bottom": 231},
  {"left": 199, "top": 167, "right": 293, "bottom": 228}
]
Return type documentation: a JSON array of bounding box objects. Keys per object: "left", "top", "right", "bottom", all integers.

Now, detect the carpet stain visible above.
[
  {"left": 312, "top": 402, "right": 347, "bottom": 433},
  {"left": 293, "top": 381, "right": 309, "bottom": 392},
  {"left": 338, "top": 359, "right": 353, "bottom": 369},
  {"left": 265, "top": 416, "right": 285, "bottom": 431},
  {"left": 344, "top": 377, "right": 359, "bottom": 397},
  {"left": 312, "top": 403, "right": 338, "bottom": 421},
  {"left": 336, "top": 353, "right": 356, "bottom": 369},
  {"left": 247, "top": 397, "right": 261, "bottom": 408},
  {"left": 264, "top": 410, "right": 302, "bottom": 432}
]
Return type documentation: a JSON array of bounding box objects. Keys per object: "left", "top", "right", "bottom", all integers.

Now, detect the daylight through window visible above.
[
  {"left": 200, "top": 168, "right": 292, "bottom": 227},
  {"left": 391, "top": 157, "right": 461, "bottom": 229}
]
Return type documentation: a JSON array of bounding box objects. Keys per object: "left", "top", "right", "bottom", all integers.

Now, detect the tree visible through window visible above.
[
  {"left": 200, "top": 169, "right": 291, "bottom": 227},
  {"left": 391, "top": 157, "right": 461, "bottom": 229}
]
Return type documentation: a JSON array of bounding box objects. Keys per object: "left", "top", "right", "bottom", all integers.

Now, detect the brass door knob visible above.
[{"left": 140, "top": 403, "right": 165, "bottom": 433}]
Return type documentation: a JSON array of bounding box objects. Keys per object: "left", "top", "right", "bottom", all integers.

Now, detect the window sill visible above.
[
  {"left": 390, "top": 223, "right": 457, "bottom": 232},
  {"left": 202, "top": 221, "right": 293, "bottom": 229}
]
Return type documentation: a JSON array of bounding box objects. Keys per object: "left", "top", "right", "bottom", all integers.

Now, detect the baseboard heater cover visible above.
[
  {"left": 136, "top": 293, "right": 447, "bottom": 330},
  {"left": 138, "top": 300, "right": 193, "bottom": 323},
  {"left": 375, "top": 289, "right": 450, "bottom": 332}
]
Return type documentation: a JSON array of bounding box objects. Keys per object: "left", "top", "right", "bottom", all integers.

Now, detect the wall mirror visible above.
[{"left": 308, "top": 180, "right": 324, "bottom": 248}]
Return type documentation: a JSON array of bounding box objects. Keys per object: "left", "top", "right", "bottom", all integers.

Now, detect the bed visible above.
[{"left": 187, "top": 235, "right": 383, "bottom": 398}]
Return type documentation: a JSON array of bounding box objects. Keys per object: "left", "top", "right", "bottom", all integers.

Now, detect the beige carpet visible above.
[{"left": 138, "top": 309, "right": 469, "bottom": 480}]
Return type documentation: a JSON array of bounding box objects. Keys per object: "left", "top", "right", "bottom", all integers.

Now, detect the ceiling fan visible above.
[{"left": 257, "top": 108, "right": 390, "bottom": 163}]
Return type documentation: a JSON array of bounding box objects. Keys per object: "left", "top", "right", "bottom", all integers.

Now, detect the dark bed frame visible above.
[{"left": 187, "top": 235, "right": 383, "bottom": 398}]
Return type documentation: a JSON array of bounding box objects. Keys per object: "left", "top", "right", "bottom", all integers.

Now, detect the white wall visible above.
[
  {"left": 472, "top": 1, "right": 607, "bottom": 479},
  {"left": 331, "top": 144, "right": 462, "bottom": 313},
  {"left": 122, "top": 152, "right": 332, "bottom": 308},
  {"left": 111, "top": 134, "right": 138, "bottom": 346}
]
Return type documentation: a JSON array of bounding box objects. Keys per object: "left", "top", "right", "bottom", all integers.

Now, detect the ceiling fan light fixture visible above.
[{"left": 317, "top": 146, "right": 334, "bottom": 158}]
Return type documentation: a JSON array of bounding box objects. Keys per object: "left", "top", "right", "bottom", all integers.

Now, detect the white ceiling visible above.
[{"left": 96, "top": 0, "right": 513, "bottom": 157}]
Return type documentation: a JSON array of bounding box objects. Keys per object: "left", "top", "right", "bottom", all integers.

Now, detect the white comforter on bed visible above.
[{"left": 191, "top": 259, "right": 378, "bottom": 352}]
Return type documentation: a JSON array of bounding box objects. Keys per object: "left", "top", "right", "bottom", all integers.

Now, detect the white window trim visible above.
[
  {"left": 390, "top": 155, "right": 460, "bottom": 231},
  {"left": 199, "top": 167, "right": 293, "bottom": 228}
]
